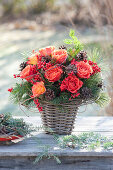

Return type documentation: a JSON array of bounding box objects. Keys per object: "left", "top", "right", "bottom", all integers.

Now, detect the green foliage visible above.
[
  {"left": 103, "top": 142, "right": 113, "bottom": 150},
  {"left": 34, "top": 145, "right": 61, "bottom": 164},
  {"left": 57, "top": 132, "right": 113, "bottom": 150},
  {"left": 64, "top": 29, "right": 83, "bottom": 60},
  {"left": 83, "top": 73, "right": 102, "bottom": 98},
  {"left": 51, "top": 92, "right": 70, "bottom": 105},
  {"left": 87, "top": 48, "right": 109, "bottom": 72},
  {"left": 95, "top": 92, "right": 111, "bottom": 107},
  {"left": 64, "top": 39, "right": 73, "bottom": 44},
  {"left": 69, "top": 29, "right": 75, "bottom": 37},
  {"left": 87, "top": 48, "right": 102, "bottom": 63},
  {"left": 33, "top": 127, "right": 61, "bottom": 164},
  {"left": 0, "top": 113, "right": 32, "bottom": 136},
  {"left": 10, "top": 81, "right": 33, "bottom": 107},
  {"left": 32, "top": 127, "right": 113, "bottom": 165},
  {"left": 33, "top": 130, "right": 113, "bottom": 164}
]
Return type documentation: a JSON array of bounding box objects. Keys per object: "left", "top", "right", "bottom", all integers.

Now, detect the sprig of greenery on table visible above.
[
  {"left": 57, "top": 132, "right": 113, "bottom": 150},
  {"left": 34, "top": 128, "right": 113, "bottom": 165}
]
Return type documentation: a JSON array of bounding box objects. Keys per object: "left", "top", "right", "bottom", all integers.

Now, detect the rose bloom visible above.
[
  {"left": 45, "top": 65, "right": 63, "bottom": 82},
  {"left": 27, "top": 52, "right": 39, "bottom": 65},
  {"left": 60, "top": 74, "right": 83, "bottom": 93},
  {"left": 20, "top": 65, "right": 32, "bottom": 81},
  {"left": 32, "top": 81, "right": 46, "bottom": 97},
  {"left": 52, "top": 49, "right": 68, "bottom": 64},
  {"left": 39, "top": 46, "right": 55, "bottom": 57},
  {"left": 77, "top": 61, "right": 93, "bottom": 79}
]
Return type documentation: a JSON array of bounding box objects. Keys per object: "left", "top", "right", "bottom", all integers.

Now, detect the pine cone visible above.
[
  {"left": 19, "top": 62, "right": 27, "bottom": 71},
  {"left": 76, "top": 51, "right": 88, "bottom": 61},
  {"left": 45, "top": 89, "right": 55, "bottom": 100},
  {"left": 42, "top": 56, "right": 51, "bottom": 63},
  {"left": 80, "top": 87, "right": 92, "bottom": 99},
  {"left": 0, "top": 114, "right": 4, "bottom": 119},
  {"left": 0, "top": 126, "right": 8, "bottom": 134},
  {"left": 59, "top": 45, "right": 67, "bottom": 50},
  {"left": 98, "top": 82, "right": 103, "bottom": 88},
  {"left": 65, "top": 64, "right": 77, "bottom": 75}
]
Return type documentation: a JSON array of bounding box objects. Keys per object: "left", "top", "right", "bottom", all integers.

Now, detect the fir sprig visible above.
[
  {"left": 87, "top": 48, "right": 109, "bottom": 72},
  {"left": 83, "top": 73, "right": 102, "bottom": 98},
  {"left": 57, "top": 132, "right": 113, "bottom": 150},
  {"left": 95, "top": 92, "right": 111, "bottom": 107},
  {"left": 51, "top": 92, "right": 70, "bottom": 105},
  {"left": 10, "top": 81, "right": 33, "bottom": 106},
  {"left": 34, "top": 131, "right": 113, "bottom": 164}
]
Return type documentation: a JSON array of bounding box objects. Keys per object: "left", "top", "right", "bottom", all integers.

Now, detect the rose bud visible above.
[
  {"left": 52, "top": 49, "right": 68, "bottom": 64},
  {"left": 39, "top": 46, "right": 55, "bottom": 57},
  {"left": 20, "top": 65, "right": 32, "bottom": 81},
  {"left": 32, "top": 81, "right": 46, "bottom": 97},
  {"left": 27, "top": 52, "right": 39, "bottom": 65}
]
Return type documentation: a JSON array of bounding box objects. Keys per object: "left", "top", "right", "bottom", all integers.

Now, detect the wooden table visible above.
[{"left": 0, "top": 116, "right": 113, "bottom": 170}]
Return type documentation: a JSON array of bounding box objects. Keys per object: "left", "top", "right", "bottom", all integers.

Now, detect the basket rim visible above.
[{"left": 39, "top": 97, "right": 94, "bottom": 106}]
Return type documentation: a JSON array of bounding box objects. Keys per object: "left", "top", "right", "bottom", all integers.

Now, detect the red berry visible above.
[
  {"left": 8, "top": 88, "right": 13, "bottom": 92},
  {"left": 13, "top": 74, "right": 16, "bottom": 78}
]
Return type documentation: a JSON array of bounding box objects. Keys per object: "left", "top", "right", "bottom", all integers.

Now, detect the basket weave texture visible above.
[{"left": 40, "top": 99, "right": 84, "bottom": 135}]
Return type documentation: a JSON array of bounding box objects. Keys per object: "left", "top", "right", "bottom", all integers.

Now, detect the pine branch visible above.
[
  {"left": 83, "top": 73, "right": 102, "bottom": 98},
  {"left": 58, "top": 132, "right": 113, "bottom": 150},
  {"left": 95, "top": 92, "right": 111, "bottom": 107},
  {"left": 0, "top": 113, "right": 32, "bottom": 136},
  {"left": 51, "top": 92, "right": 70, "bottom": 105},
  {"left": 87, "top": 48, "right": 109, "bottom": 72},
  {"left": 10, "top": 81, "right": 33, "bottom": 106}
]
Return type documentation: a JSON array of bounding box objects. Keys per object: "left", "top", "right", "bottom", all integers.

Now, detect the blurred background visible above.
[{"left": 0, "top": 0, "right": 113, "bottom": 116}]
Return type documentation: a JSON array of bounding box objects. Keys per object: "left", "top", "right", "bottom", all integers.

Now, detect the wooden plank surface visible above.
[
  {"left": 0, "top": 116, "right": 113, "bottom": 170},
  {"left": 0, "top": 116, "right": 113, "bottom": 156}
]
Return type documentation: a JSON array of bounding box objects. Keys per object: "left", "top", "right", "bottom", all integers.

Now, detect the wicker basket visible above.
[{"left": 40, "top": 99, "right": 83, "bottom": 135}]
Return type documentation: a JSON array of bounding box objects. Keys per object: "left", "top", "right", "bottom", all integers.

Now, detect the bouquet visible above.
[
  {"left": 8, "top": 29, "right": 110, "bottom": 134},
  {"left": 8, "top": 29, "right": 109, "bottom": 111}
]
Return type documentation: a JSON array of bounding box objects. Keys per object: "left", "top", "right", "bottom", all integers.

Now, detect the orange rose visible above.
[
  {"left": 20, "top": 65, "right": 32, "bottom": 81},
  {"left": 45, "top": 65, "right": 63, "bottom": 82},
  {"left": 39, "top": 46, "right": 55, "bottom": 56},
  {"left": 52, "top": 49, "right": 68, "bottom": 64},
  {"left": 32, "top": 81, "right": 46, "bottom": 97},
  {"left": 77, "top": 61, "right": 93, "bottom": 79},
  {"left": 27, "top": 52, "right": 39, "bottom": 65}
]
